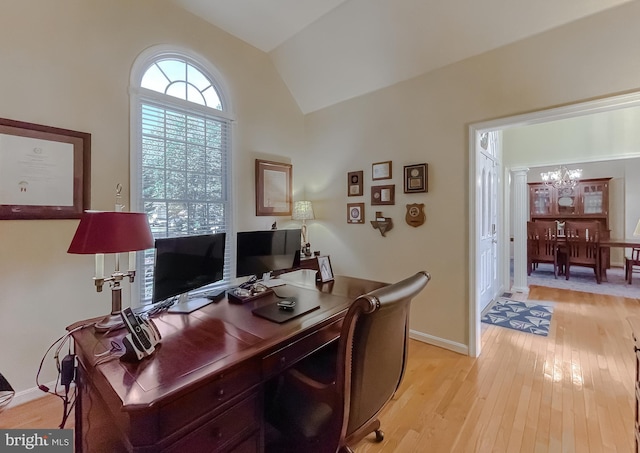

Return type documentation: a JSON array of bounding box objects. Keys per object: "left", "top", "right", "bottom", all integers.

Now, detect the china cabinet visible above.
[{"left": 528, "top": 177, "right": 611, "bottom": 229}]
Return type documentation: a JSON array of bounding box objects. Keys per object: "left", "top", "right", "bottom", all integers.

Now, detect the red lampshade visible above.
[{"left": 68, "top": 211, "right": 154, "bottom": 254}]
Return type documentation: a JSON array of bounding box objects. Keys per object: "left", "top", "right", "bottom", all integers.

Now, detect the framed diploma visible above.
[{"left": 0, "top": 118, "right": 90, "bottom": 220}]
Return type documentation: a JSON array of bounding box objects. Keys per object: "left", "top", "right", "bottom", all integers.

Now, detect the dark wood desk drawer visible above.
[
  {"left": 160, "top": 360, "right": 261, "bottom": 435},
  {"left": 164, "top": 393, "right": 260, "bottom": 453},
  {"left": 262, "top": 318, "right": 342, "bottom": 379}
]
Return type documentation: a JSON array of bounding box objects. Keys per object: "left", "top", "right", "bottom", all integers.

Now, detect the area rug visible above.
[
  {"left": 527, "top": 263, "right": 640, "bottom": 299},
  {"left": 482, "top": 299, "right": 554, "bottom": 336}
]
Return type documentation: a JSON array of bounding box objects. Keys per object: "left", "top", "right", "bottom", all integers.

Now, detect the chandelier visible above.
[{"left": 540, "top": 166, "right": 582, "bottom": 189}]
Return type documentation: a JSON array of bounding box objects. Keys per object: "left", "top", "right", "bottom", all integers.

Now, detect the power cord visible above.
[{"left": 35, "top": 322, "right": 93, "bottom": 429}]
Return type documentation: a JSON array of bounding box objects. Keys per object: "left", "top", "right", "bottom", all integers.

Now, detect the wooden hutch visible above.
[
  {"left": 528, "top": 177, "right": 611, "bottom": 231},
  {"left": 529, "top": 177, "right": 612, "bottom": 268}
]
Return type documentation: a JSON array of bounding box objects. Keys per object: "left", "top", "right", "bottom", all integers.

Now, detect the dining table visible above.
[{"left": 598, "top": 238, "right": 640, "bottom": 282}]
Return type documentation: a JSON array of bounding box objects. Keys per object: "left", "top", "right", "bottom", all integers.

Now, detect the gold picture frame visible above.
[{"left": 255, "top": 159, "right": 292, "bottom": 216}]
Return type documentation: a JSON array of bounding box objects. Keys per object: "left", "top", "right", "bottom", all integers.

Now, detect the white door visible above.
[{"left": 477, "top": 131, "right": 500, "bottom": 312}]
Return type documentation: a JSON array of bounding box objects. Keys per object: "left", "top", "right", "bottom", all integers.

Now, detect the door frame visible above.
[{"left": 468, "top": 90, "right": 640, "bottom": 357}]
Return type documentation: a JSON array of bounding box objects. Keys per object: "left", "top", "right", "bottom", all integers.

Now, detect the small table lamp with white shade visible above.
[{"left": 292, "top": 201, "right": 315, "bottom": 257}]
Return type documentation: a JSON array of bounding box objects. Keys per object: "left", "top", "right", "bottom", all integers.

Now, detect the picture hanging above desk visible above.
[{"left": 255, "top": 159, "right": 292, "bottom": 216}]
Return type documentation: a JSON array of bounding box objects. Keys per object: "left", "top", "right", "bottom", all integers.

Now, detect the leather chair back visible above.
[{"left": 338, "top": 271, "right": 430, "bottom": 444}]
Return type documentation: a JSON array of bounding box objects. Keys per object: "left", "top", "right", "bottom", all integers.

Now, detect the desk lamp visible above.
[
  {"left": 635, "top": 219, "right": 640, "bottom": 237},
  {"left": 292, "top": 201, "right": 315, "bottom": 257},
  {"left": 68, "top": 210, "right": 154, "bottom": 332}
]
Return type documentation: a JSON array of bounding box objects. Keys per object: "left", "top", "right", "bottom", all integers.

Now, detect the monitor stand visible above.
[{"left": 168, "top": 293, "right": 217, "bottom": 314}]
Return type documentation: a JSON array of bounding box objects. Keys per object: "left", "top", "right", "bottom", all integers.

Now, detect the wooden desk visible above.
[
  {"left": 70, "top": 271, "right": 386, "bottom": 453},
  {"left": 598, "top": 239, "right": 640, "bottom": 281}
]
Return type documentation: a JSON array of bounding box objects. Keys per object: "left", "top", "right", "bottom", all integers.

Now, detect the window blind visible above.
[{"left": 136, "top": 98, "right": 232, "bottom": 304}]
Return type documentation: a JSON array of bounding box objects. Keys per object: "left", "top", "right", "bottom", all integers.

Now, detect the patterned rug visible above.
[{"left": 482, "top": 299, "right": 554, "bottom": 336}]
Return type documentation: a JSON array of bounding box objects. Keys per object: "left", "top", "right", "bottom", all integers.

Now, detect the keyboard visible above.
[{"left": 261, "top": 278, "right": 286, "bottom": 288}]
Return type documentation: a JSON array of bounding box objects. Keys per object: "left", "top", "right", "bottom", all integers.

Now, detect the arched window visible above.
[{"left": 130, "top": 47, "right": 233, "bottom": 306}]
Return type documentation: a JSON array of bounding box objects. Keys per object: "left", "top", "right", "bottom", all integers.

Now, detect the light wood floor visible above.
[{"left": 1, "top": 285, "right": 638, "bottom": 452}]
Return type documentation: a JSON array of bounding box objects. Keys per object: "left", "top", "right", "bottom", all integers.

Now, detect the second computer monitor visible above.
[{"left": 236, "top": 229, "right": 301, "bottom": 278}]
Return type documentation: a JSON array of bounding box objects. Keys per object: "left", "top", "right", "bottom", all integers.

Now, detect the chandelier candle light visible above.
[
  {"left": 540, "top": 165, "right": 582, "bottom": 189},
  {"left": 292, "top": 200, "right": 315, "bottom": 257}
]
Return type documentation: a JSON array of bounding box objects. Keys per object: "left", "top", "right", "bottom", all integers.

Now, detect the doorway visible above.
[{"left": 469, "top": 90, "right": 640, "bottom": 357}]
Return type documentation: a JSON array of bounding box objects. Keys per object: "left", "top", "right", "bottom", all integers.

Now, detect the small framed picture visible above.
[
  {"left": 347, "top": 170, "right": 363, "bottom": 197},
  {"left": 316, "top": 255, "right": 334, "bottom": 282},
  {"left": 404, "top": 163, "right": 428, "bottom": 193},
  {"left": 372, "top": 161, "right": 392, "bottom": 180},
  {"left": 371, "top": 184, "right": 395, "bottom": 205},
  {"left": 347, "top": 203, "right": 365, "bottom": 224}
]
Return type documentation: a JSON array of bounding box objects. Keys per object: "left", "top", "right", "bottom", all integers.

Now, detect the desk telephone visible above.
[{"left": 120, "top": 308, "right": 161, "bottom": 361}]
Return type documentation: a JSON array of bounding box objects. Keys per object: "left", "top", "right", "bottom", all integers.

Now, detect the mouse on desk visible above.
[{"left": 277, "top": 300, "right": 296, "bottom": 311}]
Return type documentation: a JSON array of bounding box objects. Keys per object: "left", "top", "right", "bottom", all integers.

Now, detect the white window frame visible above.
[{"left": 129, "top": 45, "right": 235, "bottom": 308}]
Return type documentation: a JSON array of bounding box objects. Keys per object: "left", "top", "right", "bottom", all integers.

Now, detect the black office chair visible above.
[
  {"left": 266, "top": 271, "right": 431, "bottom": 453},
  {"left": 0, "top": 372, "right": 15, "bottom": 412}
]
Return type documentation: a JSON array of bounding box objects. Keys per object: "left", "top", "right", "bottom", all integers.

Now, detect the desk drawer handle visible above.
[
  {"left": 215, "top": 388, "right": 225, "bottom": 399},
  {"left": 279, "top": 357, "right": 287, "bottom": 366},
  {"left": 211, "top": 428, "right": 224, "bottom": 439}
]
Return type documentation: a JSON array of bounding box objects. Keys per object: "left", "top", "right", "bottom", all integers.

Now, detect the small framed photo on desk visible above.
[{"left": 316, "top": 256, "right": 334, "bottom": 283}]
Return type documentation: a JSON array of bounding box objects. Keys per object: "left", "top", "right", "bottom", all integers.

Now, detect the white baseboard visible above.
[
  {"left": 8, "top": 380, "right": 60, "bottom": 409},
  {"left": 410, "top": 329, "right": 468, "bottom": 355}
]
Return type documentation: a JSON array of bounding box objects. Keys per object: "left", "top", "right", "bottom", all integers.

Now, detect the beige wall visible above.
[
  {"left": 503, "top": 107, "right": 640, "bottom": 168},
  {"left": 3, "top": 0, "right": 640, "bottom": 399},
  {"left": 0, "top": 0, "right": 304, "bottom": 396},
  {"left": 300, "top": 1, "right": 640, "bottom": 347}
]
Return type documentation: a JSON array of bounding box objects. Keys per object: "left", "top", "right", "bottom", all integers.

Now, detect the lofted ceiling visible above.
[{"left": 171, "top": 0, "right": 634, "bottom": 114}]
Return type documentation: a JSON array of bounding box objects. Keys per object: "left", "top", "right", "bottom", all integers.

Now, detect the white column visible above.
[{"left": 511, "top": 167, "right": 530, "bottom": 293}]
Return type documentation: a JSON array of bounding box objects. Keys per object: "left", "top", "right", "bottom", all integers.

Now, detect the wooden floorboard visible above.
[{"left": 0, "top": 285, "right": 637, "bottom": 452}]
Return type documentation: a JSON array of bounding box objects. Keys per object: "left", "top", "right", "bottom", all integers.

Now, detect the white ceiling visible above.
[{"left": 172, "top": 0, "right": 634, "bottom": 114}]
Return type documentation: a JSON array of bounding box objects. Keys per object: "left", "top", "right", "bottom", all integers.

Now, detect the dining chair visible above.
[
  {"left": 626, "top": 248, "right": 640, "bottom": 284},
  {"left": 265, "top": 271, "right": 431, "bottom": 453},
  {"left": 527, "top": 221, "right": 561, "bottom": 278},
  {"left": 564, "top": 220, "right": 601, "bottom": 283}
]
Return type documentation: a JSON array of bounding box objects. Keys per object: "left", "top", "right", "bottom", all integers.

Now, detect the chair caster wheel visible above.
[{"left": 375, "top": 429, "right": 384, "bottom": 442}]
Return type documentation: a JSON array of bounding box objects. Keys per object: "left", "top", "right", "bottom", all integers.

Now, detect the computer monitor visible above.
[
  {"left": 236, "top": 229, "right": 301, "bottom": 279},
  {"left": 153, "top": 233, "right": 226, "bottom": 304}
]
